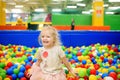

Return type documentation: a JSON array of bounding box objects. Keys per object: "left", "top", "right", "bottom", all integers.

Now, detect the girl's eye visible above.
[
  {"left": 47, "top": 36, "right": 50, "bottom": 38},
  {"left": 41, "top": 36, "right": 44, "bottom": 38}
]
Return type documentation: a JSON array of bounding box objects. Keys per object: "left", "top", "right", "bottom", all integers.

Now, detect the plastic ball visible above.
[
  {"left": 7, "top": 62, "right": 13, "bottom": 68},
  {"left": 104, "top": 76, "right": 114, "bottom": 80},
  {"left": 82, "top": 60, "right": 86, "bottom": 65},
  {"left": 13, "top": 68, "right": 19, "bottom": 74},
  {"left": 0, "top": 72, "right": 6, "bottom": 79},
  {"left": 78, "top": 69, "right": 86, "bottom": 77},
  {"left": 4, "top": 78, "right": 10, "bottom": 80},
  {"left": 25, "top": 65, "right": 31, "bottom": 70},
  {"left": 18, "top": 72, "right": 24, "bottom": 78},
  {"left": 0, "top": 63, "right": 5, "bottom": 68},
  {"left": 0, "top": 76, "right": 2, "bottom": 80},
  {"left": 109, "top": 72, "right": 117, "bottom": 80},
  {"left": 94, "top": 64, "right": 100, "bottom": 70},
  {"left": 19, "top": 66, "right": 26, "bottom": 72},
  {"left": 12, "top": 74, "right": 17, "bottom": 80},
  {"left": 90, "top": 69, "right": 96, "bottom": 75},
  {"left": 27, "top": 56, "right": 32, "bottom": 61},
  {"left": 68, "top": 54, "right": 72, "bottom": 59},
  {"left": 102, "top": 73, "right": 108, "bottom": 78},
  {"left": 7, "top": 68, "right": 13, "bottom": 75},
  {"left": 117, "top": 74, "right": 120, "bottom": 79},
  {"left": 6, "top": 75, "right": 12, "bottom": 80},
  {"left": 89, "top": 75, "right": 97, "bottom": 80},
  {"left": 20, "top": 77, "right": 27, "bottom": 80}
]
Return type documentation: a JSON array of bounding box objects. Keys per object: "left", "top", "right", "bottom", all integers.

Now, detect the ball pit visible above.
[{"left": 0, "top": 43, "right": 120, "bottom": 80}]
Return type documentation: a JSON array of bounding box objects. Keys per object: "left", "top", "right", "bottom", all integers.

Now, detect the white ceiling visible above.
[{"left": 2, "top": 0, "right": 120, "bottom": 13}]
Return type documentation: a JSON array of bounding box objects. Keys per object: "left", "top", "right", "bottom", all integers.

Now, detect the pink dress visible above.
[{"left": 30, "top": 46, "right": 66, "bottom": 80}]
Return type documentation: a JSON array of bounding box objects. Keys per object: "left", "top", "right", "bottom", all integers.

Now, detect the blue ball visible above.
[
  {"left": 12, "top": 74, "right": 17, "bottom": 80},
  {"left": 28, "top": 56, "right": 32, "bottom": 61},
  {"left": 18, "top": 72, "right": 24, "bottom": 78},
  {"left": 19, "top": 66, "right": 26, "bottom": 72},
  {"left": 7, "top": 68, "right": 13, "bottom": 75},
  {"left": 102, "top": 73, "right": 108, "bottom": 78},
  {"left": 82, "top": 60, "right": 86, "bottom": 64}
]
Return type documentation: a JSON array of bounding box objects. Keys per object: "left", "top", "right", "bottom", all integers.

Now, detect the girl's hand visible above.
[
  {"left": 26, "top": 72, "right": 32, "bottom": 78},
  {"left": 69, "top": 69, "right": 78, "bottom": 77}
]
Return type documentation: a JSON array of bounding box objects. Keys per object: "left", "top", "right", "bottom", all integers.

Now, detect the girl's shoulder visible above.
[{"left": 37, "top": 47, "right": 44, "bottom": 52}]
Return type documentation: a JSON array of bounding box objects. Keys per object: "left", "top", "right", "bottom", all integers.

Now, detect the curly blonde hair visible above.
[{"left": 38, "top": 26, "right": 62, "bottom": 46}]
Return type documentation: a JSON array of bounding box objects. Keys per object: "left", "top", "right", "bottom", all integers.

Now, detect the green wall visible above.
[
  {"left": 52, "top": 14, "right": 92, "bottom": 26},
  {"left": 52, "top": 14, "right": 120, "bottom": 30},
  {"left": 104, "top": 15, "right": 120, "bottom": 30}
]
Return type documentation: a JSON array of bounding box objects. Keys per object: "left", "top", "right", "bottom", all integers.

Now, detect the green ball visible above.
[
  {"left": 116, "top": 69, "right": 120, "bottom": 73},
  {"left": 79, "top": 78, "right": 84, "bottom": 80},
  {"left": 78, "top": 70, "right": 85, "bottom": 77},
  {"left": 11, "top": 53, "right": 16, "bottom": 58},
  {"left": 0, "top": 72, "right": 6, "bottom": 79},
  {"left": 0, "top": 63, "right": 5, "bottom": 69},
  {"left": 64, "top": 69, "right": 69, "bottom": 74},
  {"left": 1, "top": 69, "right": 6, "bottom": 74},
  {"left": 117, "top": 74, "right": 120, "bottom": 79},
  {"left": 72, "top": 50, "right": 77, "bottom": 55},
  {"left": 68, "top": 54, "right": 72, "bottom": 59},
  {"left": 13, "top": 69, "right": 19, "bottom": 74},
  {"left": 86, "top": 68, "right": 91, "bottom": 76}
]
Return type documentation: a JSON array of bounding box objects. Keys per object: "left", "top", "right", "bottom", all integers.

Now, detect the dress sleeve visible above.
[
  {"left": 35, "top": 47, "right": 42, "bottom": 59},
  {"left": 58, "top": 46, "right": 66, "bottom": 58}
]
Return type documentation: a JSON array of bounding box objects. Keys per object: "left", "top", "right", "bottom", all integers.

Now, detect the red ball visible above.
[
  {"left": 108, "top": 59, "right": 113, "bottom": 65},
  {"left": 7, "top": 75, "right": 12, "bottom": 80},
  {"left": 7, "top": 62, "right": 13, "bottom": 68},
  {"left": 4, "top": 66, "right": 9, "bottom": 70},
  {"left": 94, "top": 64, "right": 100, "bottom": 70},
  {"left": 76, "top": 52, "right": 82, "bottom": 56},
  {"left": 90, "top": 69, "right": 96, "bottom": 75},
  {"left": 89, "top": 53, "right": 94, "bottom": 58},
  {"left": 25, "top": 65, "right": 31, "bottom": 70},
  {"left": 109, "top": 72, "right": 117, "bottom": 80},
  {"left": 20, "top": 77, "right": 27, "bottom": 80},
  {"left": 100, "top": 56, "right": 104, "bottom": 61},
  {"left": 67, "top": 77, "right": 74, "bottom": 80},
  {"left": 70, "top": 60, "right": 76, "bottom": 64}
]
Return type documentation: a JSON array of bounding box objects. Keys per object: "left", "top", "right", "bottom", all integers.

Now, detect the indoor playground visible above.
[{"left": 0, "top": 0, "right": 120, "bottom": 80}]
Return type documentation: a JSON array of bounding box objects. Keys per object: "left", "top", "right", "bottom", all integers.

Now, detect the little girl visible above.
[{"left": 27, "top": 26, "right": 76, "bottom": 80}]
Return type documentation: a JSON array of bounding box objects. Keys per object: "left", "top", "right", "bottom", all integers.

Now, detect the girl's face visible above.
[{"left": 41, "top": 30, "right": 54, "bottom": 48}]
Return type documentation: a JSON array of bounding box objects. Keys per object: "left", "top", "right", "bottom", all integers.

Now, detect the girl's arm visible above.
[
  {"left": 61, "top": 56, "right": 76, "bottom": 77},
  {"left": 35, "top": 58, "right": 42, "bottom": 66}
]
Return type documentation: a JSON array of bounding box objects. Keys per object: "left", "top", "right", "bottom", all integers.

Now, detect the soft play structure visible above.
[{"left": 0, "top": 30, "right": 120, "bottom": 47}]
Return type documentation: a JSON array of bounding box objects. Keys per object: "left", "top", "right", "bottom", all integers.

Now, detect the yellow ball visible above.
[
  {"left": 89, "top": 75, "right": 97, "bottom": 80},
  {"left": 0, "top": 76, "right": 2, "bottom": 80},
  {"left": 110, "top": 66, "right": 116, "bottom": 71},
  {"left": 4, "top": 78, "right": 10, "bottom": 80},
  {"left": 102, "top": 68, "right": 108, "bottom": 73},
  {"left": 1, "top": 58, "right": 6, "bottom": 63}
]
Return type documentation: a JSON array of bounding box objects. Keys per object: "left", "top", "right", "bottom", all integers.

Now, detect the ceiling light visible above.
[
  {"left": 109, "top": 0, "right": 120, "bottom": 2},
  {"left": 70, "top": 0, "right": 83, "bottom": 1},
  {"left": 35, "top": 8, "right": 44, "bottom": 12},
  {"left": 77, "top": 3, "right": 86, "bottom": 6},
  {"left": 105, "top": 12, "right": 114, "bottom": 14},
  {"left": 108, "top": 6, "right": 120, "bottom": 10},
  {"left": 104, "top": 4, "right": 109, "bottom": 7},
  {"left": 67, "top": 6, "right": 77, "bottom": 8},
  {"left": 15, "top": 5, "right": 23, "bottom": 8},
  {"left": 52, "top": 9, "right": 62, "bottom": 12},
  {"left": 11, "top": 9, "right": 23, "bottom": 13},
  {"left": 82, "top": 11, "right": 91, "bottom": 14}
]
